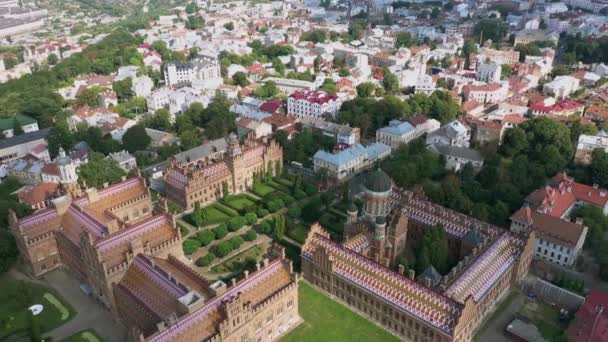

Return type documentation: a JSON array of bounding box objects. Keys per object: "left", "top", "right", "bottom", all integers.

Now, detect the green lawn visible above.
[
  {"left": 62, "top": 329, "right": 103, "bottom": 342},
  {"left": 252, "top": 182, "right": 276, "bottom": 197},
  {"left": 0, "top": 278, "right": 75, "bottom": 340},
  {"left": 185, "top": 206, "right": 232, "bottom": 227},
  {"left": 282, "top": 282, "right": 400, "bottom": 342},
  {"left": 225, "top": 195, "right": 258, "bottom": 210}
]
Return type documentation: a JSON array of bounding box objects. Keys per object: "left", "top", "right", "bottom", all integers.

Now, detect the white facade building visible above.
[
  {"left": 287, "top": 89, "right": 342, "bottom": 119},
  {"left": 476, "top": 63, "right": 502, "bottom": 83},
  {"left": 543, "top": 76, "right": 581, "bottom": 99}
]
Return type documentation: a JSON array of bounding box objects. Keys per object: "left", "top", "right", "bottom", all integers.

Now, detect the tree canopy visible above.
[{"left": 78, "top": 152, "right": 127, "bottom": 189}]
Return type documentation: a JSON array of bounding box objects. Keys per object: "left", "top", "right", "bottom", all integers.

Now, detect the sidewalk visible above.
[{"left": 7, "top": 267, "right": 127, "bottom": 342}]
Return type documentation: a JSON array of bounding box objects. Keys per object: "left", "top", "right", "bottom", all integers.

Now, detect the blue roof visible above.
[
  {"left": 313, "top": 143, "right": 390, "bottom": 167},
  {"left": 366, "top": 143, "right": 391, "bottom": 160},
  {"left": 378, "top": 120, "right": 415, "bottom": 136},
  {"left": 314, "top": 144, "right": 368, "bottom": 167}
]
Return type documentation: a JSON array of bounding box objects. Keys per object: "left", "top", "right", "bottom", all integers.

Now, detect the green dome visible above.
[
  {"left": 366, "top": 168, "right": 392, "bottom": 193},
  {"left": 376, "top": 216, "right": 386, "bottom": 225},
  {"left": 348, "top": 202, "right": 358, "bottom": 213}
]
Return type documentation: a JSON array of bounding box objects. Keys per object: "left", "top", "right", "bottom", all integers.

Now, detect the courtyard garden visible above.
[
  {"left": 184, "top": 203, "right": 238, "bottom": 228},
  {"left": 0, "top": 278, "right": 75, "bottom": 341},
  {"left": 518, "top": 300, "right": 569, "bottom": 342},
  {"left": 210, "top": 244, "right": 264, "bottom": 274},
  {"left": 281, "top": 282, "right": 399, "bottom": 342}
]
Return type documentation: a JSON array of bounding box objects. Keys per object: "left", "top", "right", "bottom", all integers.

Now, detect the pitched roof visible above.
[
  {"left": 511, "top": 207, "right": 584, "bottom": 247},
  {"left": 17, "top": 183, "right": 59, "bottom": 205},
  {"left": 0, "top": 128, "right": 50, "bottom": 150}
]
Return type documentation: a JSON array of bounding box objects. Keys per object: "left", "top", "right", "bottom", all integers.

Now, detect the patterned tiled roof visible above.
[
  {"left": 302, "top": 232, "right": 462, "bottom": 335},
  {"left": 445, "top": 233, "right": 521, "bottom": 302}
]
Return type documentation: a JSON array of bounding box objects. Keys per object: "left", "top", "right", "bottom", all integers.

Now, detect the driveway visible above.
[
  {"left": 474, "top": 290, "right": 527, "bottom": 342},
  {"left": 40, "top": 269, "right": 127, "bottom": 341}
]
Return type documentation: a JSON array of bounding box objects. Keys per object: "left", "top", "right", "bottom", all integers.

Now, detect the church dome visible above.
[{"left": 365, "top": 169, "right": 392, "bottom": 193}]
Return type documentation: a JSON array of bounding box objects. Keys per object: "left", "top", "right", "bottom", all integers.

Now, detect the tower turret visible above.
[{"left": 347, "top": 202, "right": 358, "bottom": 224}]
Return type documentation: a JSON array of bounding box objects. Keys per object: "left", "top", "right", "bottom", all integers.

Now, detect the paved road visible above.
[
  {"left": 474, "top": 290, "right": 526, "bottom": 342},
  {"left": 40, "top": 269, "right": 127, "bottom": 341}
]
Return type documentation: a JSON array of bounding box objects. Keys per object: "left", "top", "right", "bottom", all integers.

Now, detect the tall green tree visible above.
[
  {"left": 122, "top": 125, "right": 150, "bottom": 153},
  {"left": 78, "top": 152, "right": 127, "bottom": 188}
]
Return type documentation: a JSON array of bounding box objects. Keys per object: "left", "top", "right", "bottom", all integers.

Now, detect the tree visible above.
[
  {"left": 415, "top": 224, "right": 449, "bottom": 274},
  {"left": 271, "top": 58, "right": 285, "bottom": 76},
  {"left": 395, "top": 31, "right": 416, "bottom": 48},
  {"left": 228, "top": 216, "right": 246, "bottom": 232},
  {"left": 474, "top": 19, "right": 509, "bottom": 44},
  {"left": 287, "top": 205, "right": 301, "bottom": 219},
  {"left": 224, "top": 22, "right": 234, "bottom": 31},
  {"left": 229, "top": 236, "right": 244, "bottom": 249},
  {"left": 112, "top": 78, "right": 133, "bottom": 101},
  {"left": 196, "top": 253, "right": 214, "bottom": 266},
  {"left": 436, "top": 78, "right": 449, "bottom": 89},
  {"left": 254, "top": 81, "right": 279, "bottom": 99},
  {"left": 213, "top": 241, "right": 233, "bottom": 257},
  {"left": 244, "top": 229, "right": 257, "bottom": 241},
  {"left": 501, "top": 64, "right": 513, "bottom": 79},
  {"left": 356, "top": 82, "right": 376, "bottom": 98},
  {"left": 197, "top": 230, "right": 215, "bottom": 246},
  {"left": 244, "top": 212, "right": 258, "bottom": 225},
  {"left": 75, "top": 86, "right": 102, "bottom": 107},
  {"left": 47, "top": 120, "right": 74, "bottom": 157},
  {"left": 12, "top": 118, "right": 23, "bottom": 136},
  {"left": 214, "top": 224, "right": 229, "bottom": 239},
  {"left": 232, "top": 71, "right": 250, "bottom": 87},
  {"left": 185, "top": 2, "right": 198, "bottom": 14},
  {"left": 320, "top": 78, "right": 338, "bottom": 94},
  {"left": 122, "top": 125, "right": 150, "bottom": 153},
  {"left": 143, "top": 109, "right": 173, "bottom": 132},
  {"left": 382, "top": 68, "right": 400, "bottom": 94},
  {"left": 183, "top": 239, "right": 201, "bottom": 255},
  {"left": 301, "top": 29, "right": 328, "bottom": 43},
  {"left": 178, "top": 129, "right": 200, "bottom": 150},
  {"left": 338, "top": 67, "right": 350, "bottom": 77},
  {"left": 47, "top": 53, "right": 59, "bottom": 65},
  {"left": 78, "top": 152, "right": 127, "bottom": 188},
  {"left": 187, "top": 15, "right": 204, "bottom": 30}
]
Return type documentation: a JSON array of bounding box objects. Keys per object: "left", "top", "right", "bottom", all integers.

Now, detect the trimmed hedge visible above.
[
  {"left": 244, "top": 229, "right": 257, "bottom": 241},
  {"left": 228, "top": 216, "right": 247, "bottom": 232},
  {"left": 213, "top": 203, "right": 239, "bottom": 217},
  {"left": 197, "top": 230, "right": 215, "bottom": 246},
  {"left": 183, "top": 239, "right": 201, "bottom": 255},
  {"left": 196, "top": 253, "right": 215, "bottom": 267},
  {"left": 244, "top": 212, "right": 258, "bottom": 225}
]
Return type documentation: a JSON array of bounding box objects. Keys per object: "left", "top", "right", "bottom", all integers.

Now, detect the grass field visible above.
[
  {"left": 282, "top": 282, "right": 400, "bottom": 342},
  {"left": 252, "top": 182, "right": 276, "bottom": 197},
  {"left": 63, "top": 329, "right": 103, "bottom": 342},
  {"left": 225, "top": 195, "right": 258, "bottom": 210},
  {"left": 0, "top": 278, "right": 75, "bottom": 340},
  {"left": 185, "top": 205, "right": 233, "bottom": 227}
]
